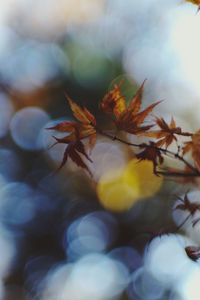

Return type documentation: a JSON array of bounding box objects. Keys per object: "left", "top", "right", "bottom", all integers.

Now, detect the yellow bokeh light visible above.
[
  {"left": 97, "top": 159, "right": 163, "bottom": 212},
  {"left": 97, "top": 170, "right": 140, "bottom": 212},
  {"left": 124, "top": 159, "right": 163, "bottom": 199}
]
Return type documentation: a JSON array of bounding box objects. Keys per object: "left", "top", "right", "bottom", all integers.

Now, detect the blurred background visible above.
[{"left": 0, "top": 0, "right": 199, "bottom": 299}]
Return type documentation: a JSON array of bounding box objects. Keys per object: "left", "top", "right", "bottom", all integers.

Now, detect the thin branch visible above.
[
  {"left": 155, "top": 170, "right": 200, "bottom": 178},
  {"left": 158, "top": 149, "right": 198, "bottom": 174},
  {"left": 176, "top": 213, "right": 192, "bottom": 231},
  {"left": 97, "top": 129, "right": 139, "bottom": 147},
  {"left": 176, "top": 131, "right": 193, "bottom": 137},
  {"left": 97, "top": 128, "right": 199, "bottom": 176}
]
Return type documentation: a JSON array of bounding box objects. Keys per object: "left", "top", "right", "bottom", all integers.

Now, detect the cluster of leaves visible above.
[
  {"left": 48, "top": 80, "right": 200, "bottom": 180},
  {"left": 48, "top": 96, "right": 96, "bottom": 176}
]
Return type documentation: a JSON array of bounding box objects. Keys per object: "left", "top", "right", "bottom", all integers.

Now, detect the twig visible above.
[{"left": 97, "top": 128, "right": 200, "bottom": 177}]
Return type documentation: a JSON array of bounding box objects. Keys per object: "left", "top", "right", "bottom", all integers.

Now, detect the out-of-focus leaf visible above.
[
  {"left": 183, "top": 130, "right": 200, "bottom": 169},
  {"left": 185, "top": 0, "right": 200, "bottom": 5},
  {"left": 185, "top": 0, "right": 200, "bottom": 12}
]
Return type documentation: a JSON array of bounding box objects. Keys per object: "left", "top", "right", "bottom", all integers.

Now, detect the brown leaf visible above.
[
  {"left": 174, "top": 193, "right": 199, "bottom": 214},
  {"left": 47, "top": 121, "right": 78, "bottom": 132},
  {"left": 100, "top": 83, "right": 126, "bottom": 118},
  {"left": 136, "top": 142, "right": 164, "bottom": 173},
  {"left": 126, "top": 79, "right": 146, "bottom": 114},
  {"left": 183, "top": 130, "right": 200, "bottom": 169},
  {"left": 136, "top": 102, "right": 160, "bottom": 124},
  {"left": 48, "top": 97, "right": 96, "bottom": 142},
  {"left": 56, "top": 140, "right": 92, "bottom": 176},
  {"left": 66, "top": 95, "right": 96, "bottom": 126},
  {"left": 145, "top": 117, "right": 182, "bottom": 148},
  {"left": 48, "top": 96, "right": 96, "bottom": 175},
  {"left": 100, "top": 80, "right": 160, "bottom": 135}
]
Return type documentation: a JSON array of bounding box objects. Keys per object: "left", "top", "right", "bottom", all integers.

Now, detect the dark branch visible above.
[{"left": 97, "top": 128, "right": 200, "bottom": 178}]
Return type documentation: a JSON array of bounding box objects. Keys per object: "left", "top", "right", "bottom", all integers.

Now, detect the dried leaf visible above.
[
  {"left": 48, "top": 96, "right": 96, "bottom": 175},
  {"left": 116, "top": 100, "right": 161, "bottom": 135},
  {"left": 55, "top": 139, "right": 92, "bottom": 176},
  {"left": 47, "top": 121, "right": 78, "bottom": 132},
  {"left": 126, "top": 79, "right": 146, "bottom": 114},
  {"left": 100, "top": 83, "right": 126, "bottom": 117},
  {"left": 145, "top": 117, "right": 182, "bottom": 148},
  {"left": 136, "top": 142, "right": 164, "bottom": 173},
  {"left": 174, "top": 193, "right": 199, "bottom": 214},
  {"left": 101, "top": 80, "right": 160, "bottom": 135},
  {"left": 183, "top": 130, "right": 200, "bottom": 169},
  {"left": 66, "top": 95, "right": 96, "bottom": 126}
]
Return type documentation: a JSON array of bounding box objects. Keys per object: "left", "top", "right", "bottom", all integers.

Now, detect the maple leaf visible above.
[
  {"left": 136, "top": 142, "right": 164, "bottom": 173},
  {"left": 67, "top": 96, "right": 96, "bottom": 126},
  {"left": 100, "top": 80, "right": 160, "bottom": 135},
  {"left": 174, "top": 193, "right": 200, "bottom": 229},
  {"left": 145, "top": 117, "right": 182, "bottom": 148},
  {"left": 48, "top": 95, "right": 96, "bottom": 174},
  {"left": 174, "top": 193, "right": 199, "bottom": 214},
  {"left": 100, "top": 82, "right": 126, "bottom": 117},
  {"left": 53, "top": 138, "right": 92, "bottom": 176},
  {"left": 182, "top": 130, "right": 200, "bottom": 169}
]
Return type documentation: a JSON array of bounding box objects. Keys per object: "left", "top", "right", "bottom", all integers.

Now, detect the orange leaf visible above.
[
  {"left": 126, "top": 79, "right": 146, "bottom": 114},
  {"left": 183, "top": 130, "right": 200, "bottom": 169},
  {"left": 66, "top": 94, "right": 96, "bottom": 126},
  {"left": 47, "top": 121, "right": 78, "bottom": 132},
  {"left": 144, "top": 117, "right": 182, "bottom": 148},
  {"left": 130, "top": 101, "right": 161, "bottom": 125},
  {"left": 100, "top": 80, "right": 160, "bottom": 135},
  {"left": 115, "top": 101, "right": 160, "bottom": 135},
  {"left": 100, "top": 83, "right": 126, "bottom": 118}
]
